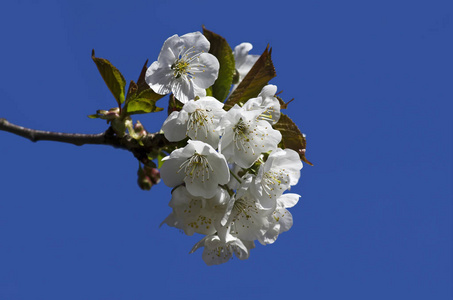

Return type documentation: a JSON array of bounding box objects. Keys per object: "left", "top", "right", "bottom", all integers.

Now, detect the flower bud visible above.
[
  {"left": 97, "top": 107, "right": 120, "bottom": 121},
  {"left": 134, "top": 120, "right": 147, "bottom": 138},
  {"left": 137, "top": 165, "right": 161, "bottom": 190}
]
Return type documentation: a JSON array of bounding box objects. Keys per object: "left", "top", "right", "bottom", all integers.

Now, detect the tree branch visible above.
[
  {"left": 0, "top": 118, "right": 173, "bottom": 163},
  {"left": 0, "top": 118, "right": 116, "bottom": 146}
]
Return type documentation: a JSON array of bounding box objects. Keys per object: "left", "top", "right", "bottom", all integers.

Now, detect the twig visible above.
[{"left": 0, "top": 118, "right": 173, "bottom": 163}]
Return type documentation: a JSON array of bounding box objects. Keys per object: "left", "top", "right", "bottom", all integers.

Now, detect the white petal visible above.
[
  {"left": 193, "top": 84, "right": 206, "bottom": 98},
  {"left": 182, "top": 100, "right": 198, "bottom": 113},
  {"left": 196, "top": 96, "right": 224, "bottom": 111},
  {"left": 230, "top": 239, "right": 250, "bottom": 260},
  {"left": 276, "top": 208, "right": 293, "bottom": 233},
  {"left": 202, "top": 244, "right": 232, "bottom": 266},
  {"left": 185, "top": 176, "right": 219, "bottom": 199},
  {"left": 234, "top": 42, "right": 259, "bottom": 77},
  {"left": 242, "top": 97, "right": 263, "bottom": 111},
  {"left": 171, "top": 77, "right": 194, "bottom": 103},
  {"left": 210, "top": 187, "right": 230, "bottom": 206},
  {"left": 168, "top": 186, "right": 189, "bottom": 207},
  {"left": 219, "top": 129, "right": 235, "bottom": 160},
  {"left": 192, "top": 53, "right": 219, "bottom": 89},
  {"left": 220, "top": 195, "right": 235, "bottom": 227},
  {"left": 207, "top": 154, "right": 230, "bottom": 185},
  {"left": 267, "top": 148, "right": 303, "bottom": 186},
  {"left": 258, "top": 120, "right": 282, "bottom": 150},
  {"left": 258, "top": 223, "right": 280, "bottom": 245},
  {"left": 258, "top": 84, "right": 278, "bottom": 98},
  {"left": 158, "top": 34, "right": 183, "bottom": 65},
  {"left": 145, "top": 61, "right": 173, "bottom": 95},
  {"left": 180, "top": 31, "right": 210, "bottom": 54},
  {"left": 277, "top": 193, "right": 300, "bottom": 209},
  {"left": 159, "top": 156, "right": 187, "bottom": 187},
  {"left": 161, "top": 111, "right": 187, "bottom": 141}
]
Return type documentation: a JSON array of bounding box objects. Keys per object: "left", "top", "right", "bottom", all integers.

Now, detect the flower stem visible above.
[{"left": 230, "top": 170, "right": 242, "bottom": 184}]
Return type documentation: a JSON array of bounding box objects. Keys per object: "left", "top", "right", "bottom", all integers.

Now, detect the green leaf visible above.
[
  {"left": 92, "top": 50, "right": 126, "bottom": 107},
  {"left": 87, "top": 114, "right": 100, "bottom": 119},
  {"left": 202, "top": 26, "right": 236, "bottom": 102},
  {"left": 224, "top": 45, "right": 276, "bottom": 110},
  {"left": 125, "top": 89, "right": 164, "bottom": 114},
  {"left": 273, "top": 113, "right": 313, "bottom": 166}
]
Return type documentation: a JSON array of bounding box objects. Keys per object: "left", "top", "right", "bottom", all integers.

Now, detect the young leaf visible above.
[
  {"left": 126, "top": 98, "right": 163, "bottom": 114},
  {"left": 91, "top": 50, "right": 126, "bottom": 107},
  {"left": 136, "top": 59, "right": 150, "bottom": 95},
  {"left": 273, "top": 113, "right": 313, "bottom": 165},
  {"left": 225, "top": 45, "right": 276, "bottom": 110},
  {"left": 136, "top": 88, "right": 165, "bottom": 102},
  {"left": 126, "top": 80, "right": 138, "bottom": 102},
  {"left": 202, "top": 26, "right": 235, "bottom": 102},
  {"left": 125, "top": 89, "right": 164, "bottom": 115}
]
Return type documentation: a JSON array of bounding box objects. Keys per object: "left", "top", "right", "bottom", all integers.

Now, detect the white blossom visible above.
[
  {"left": 145, "top": 32, "right": 219, "bottom": 103},
  {"left": 218, "top": 177, "right": 273, "bottom": 242},
  {"left": 161, "top": 97, "right": 226, "bottom": 148},
  {"left": 152, "top": 32, "right": 306, "bottom": 265},
  {"left": 218, "top": 105, "right": 282, "bottom": 168},
  {"left": 160, "top": 140, "right": 230, "bottom": 198},
  {"left": 251, "top": 148, "right": 303, "bottom": 205},
  {"left": 243, "top": 84, "right": 281, "bottom": 124},
  {"left": 161, "top": 186, "right": 229, "bottom": 236},
  {"left": 190, "top": 233, "right": 255, "bottom": 266},
  {"left": 259, "top": 193, "right": 300, "bottom": 245}
]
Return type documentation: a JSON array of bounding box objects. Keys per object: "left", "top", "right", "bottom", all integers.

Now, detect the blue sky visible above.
[{"left": 0, "top": 0, "right": 451, "bottom": 299}]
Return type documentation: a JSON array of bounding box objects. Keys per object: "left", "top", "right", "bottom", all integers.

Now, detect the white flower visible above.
[
  {"left": 161, "top": 186, "right": 229, "bottom": 236},
  {"left": 218, "top": 105, "right": 282, "bottom": 168},
  {"left": 251, "top": 148, "right": 303, "bottom": 204},
  {"left": 243, "top": 84, "right": 281, "bottom": 124},
  {"left": 161, "top": 97, "right": 226, "bottom": 148},
  {"left": 145, "top": 32, "right": 220, "bottom": 103},
  {"left": 160, "top": 140, "right": 230, "bottom": 198},
  {"left": 231, "top": 43, "right": 259, "bottom": 93},
  {"left": 259, "top": 193, "right": 300, "bottom": 245},
  {"left": 190, "top": 233, "right": 255, "bottom": 266},
  {"left": 218, "top": 177, "right": 273, "bottom": 242}
]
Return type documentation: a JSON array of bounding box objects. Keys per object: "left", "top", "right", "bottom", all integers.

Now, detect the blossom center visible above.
[
  {"left": 187, "top": 109, "right": 212, "bottom": 139},
  {"left": 170, "top": 46, "right": 207, "bottom": 80},
  {"left": 171, "top": 59, "right": 190, "bottom": 79},
  {"left": 178, "top": 153, "right": 214, "bottom": 183},
  {"left": 262, "top": 170, "right": 289, "bottom": 198},
  {"left": 233, "top": 196, "right": 257, "bottom": 221},
  {"left": 232, "top": 118, "right": 253, "bottom": 153}
]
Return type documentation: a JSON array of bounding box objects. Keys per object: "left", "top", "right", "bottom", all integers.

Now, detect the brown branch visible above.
[
  {"left": 0, "top": 118, "right": 173, "bottom": 163},
  {"left": 0, "top": 118, "right": 117, "bottom": 146}
]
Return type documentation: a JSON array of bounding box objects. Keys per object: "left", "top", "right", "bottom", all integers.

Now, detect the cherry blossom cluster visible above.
[{"left": 145, "top": 32, "right": 303, "bottom": 265}]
